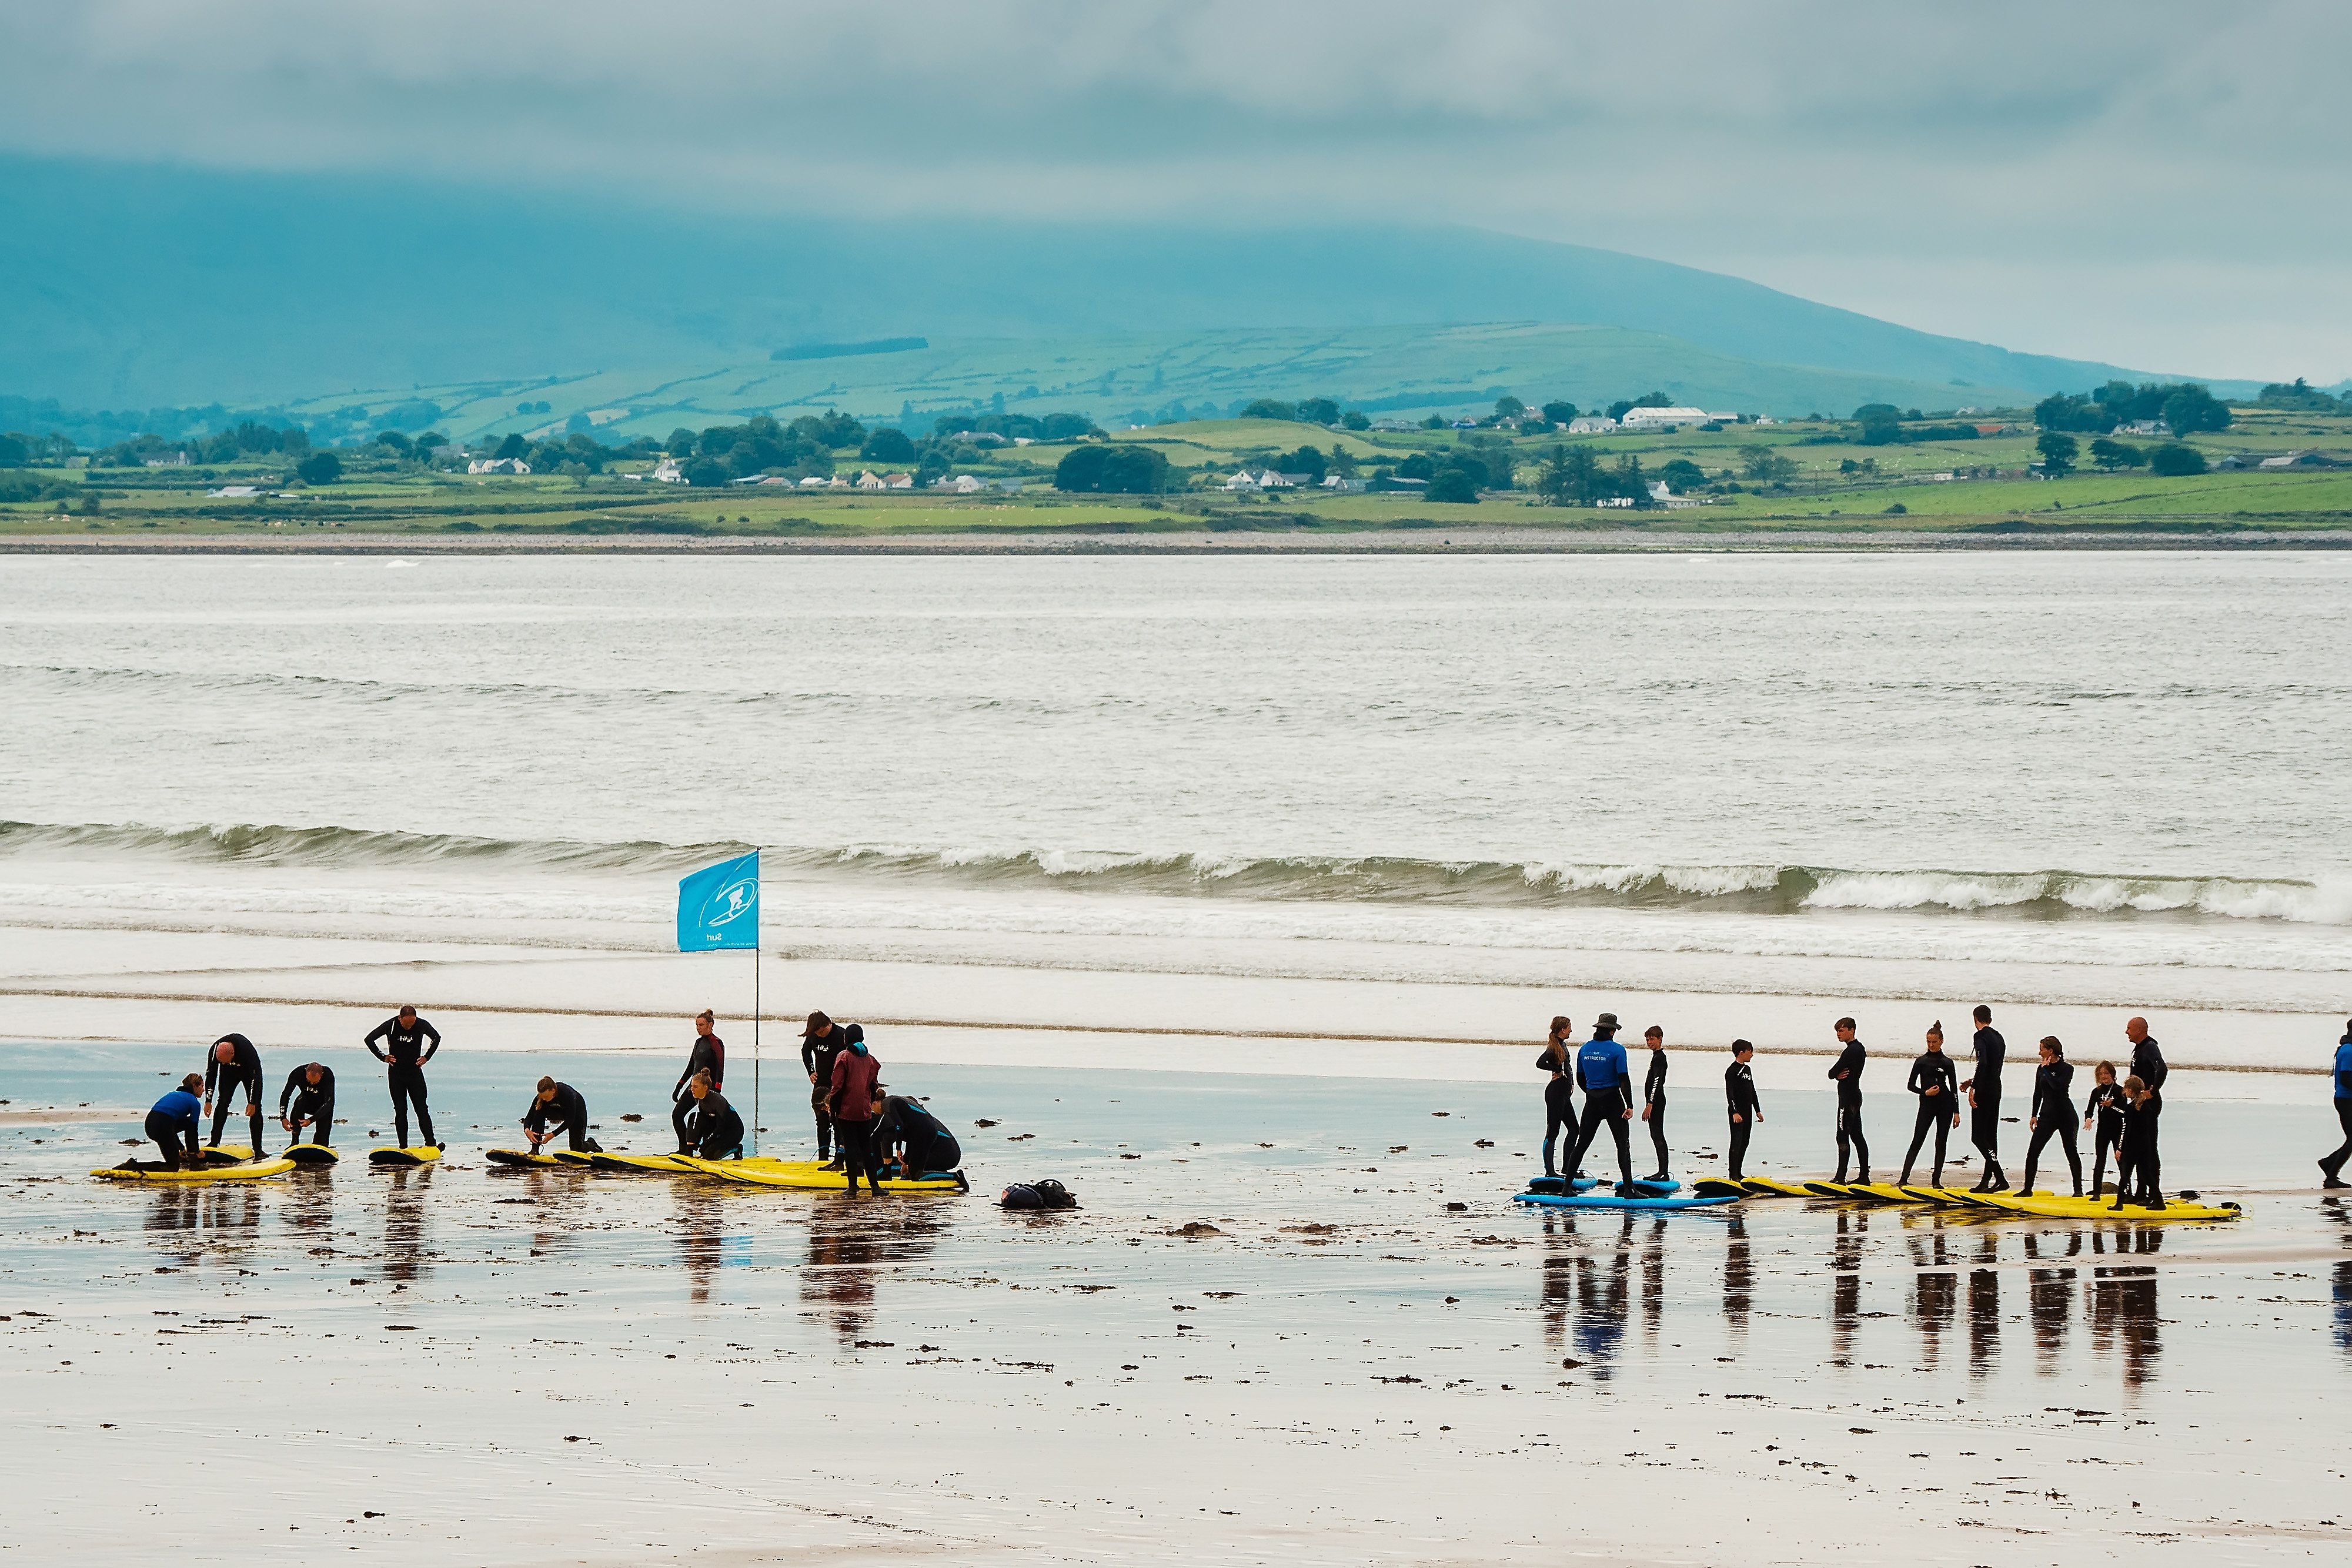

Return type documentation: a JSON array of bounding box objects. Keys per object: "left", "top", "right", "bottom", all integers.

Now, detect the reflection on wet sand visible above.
[
  {"left": 1722, "top": 1214, "right": 1752, "bottom": 1343},
  {"left": 800, "top": 1202, "right": 946, "bottom": 1348},
  {"left": 381, "top": 1167, "right": 432, "bottom": 1284},
  {"left": 1908, "top": 1226, "right": 1956, "bottom": 1372},
  {"left": 143, "top": 1186, "right": 261, "bottom": 1266},
  {"left": 673, "top": 1187, "right": 726, "bottom": 1305},
  {"left": 1966, "top": 1232, "right": 1999, "bottom": 1382}
]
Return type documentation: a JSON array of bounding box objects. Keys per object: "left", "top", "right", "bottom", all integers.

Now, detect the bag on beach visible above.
[
  {"left": 1000, "top": 1182, "right": 1043, "bottom": 1209},
  {"left": 1000, "top": 1178, "right": 1079, "bottom": 1211},
  {"left": 1033, "top": 1178, "right": 1078, "bottom": 1209}
]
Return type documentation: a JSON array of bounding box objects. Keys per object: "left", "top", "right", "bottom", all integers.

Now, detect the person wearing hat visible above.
[
  {"left": 801, "top": 1011, "right": 854, "bottom": 1168},
  {"left": 1565, "top": 1013, "right": 1639, "bottom": 1196}
]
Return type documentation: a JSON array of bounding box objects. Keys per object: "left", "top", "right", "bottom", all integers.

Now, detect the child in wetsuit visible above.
[{"left": 2083, "top": 1062, "right": 2126, "bottom": 1197}]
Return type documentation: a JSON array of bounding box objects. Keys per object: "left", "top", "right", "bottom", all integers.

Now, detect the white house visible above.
[
  {"left": 1705, "top": 412, "right": 1740, "bottom": 425},
  {"left": 650, "top": 457, "right": 684, "bottom": 483},
  {"left": 206, "top": 485, "right": 262, "bottom": 498},
  {"left": 1617, "top": 406, "right": 1709, "bottom": 430},
  {"left": 1566, "top": 416, "right": 1618, "bottom": 433},
  {"left": 1593, "top": 495, "right": 1635, "bottom": 508},
  {"left": 468, "top": 457, "right": 531, "bottom": 475},
  {"left": 1369, "top": 419, "right": 1418, "bottom": 433},
  {"left": 2115, "top": 420, "right": 2170, "bottom": 437},
  {"left": 941, "top": 474, "right": 985, "bottom": 493},
  {"left": 1320, "top": 474, "right": 1364, "bottom": 493},
  {"left": 882, "top": 473, "right": 914, "bottom": 489},
  {"left": 1645, "top": 482, "right": 1705, "bottom": 509},
  {"left": 1224, "top": 470, "right": 1259, "bottom": 491},
  {"left": 855, "top": 471, "right": 886, "bottom": 490}
]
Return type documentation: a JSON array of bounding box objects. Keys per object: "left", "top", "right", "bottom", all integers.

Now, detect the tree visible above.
[
  {"left": 1493, "top": 395, "right": 1526, "bottom": 422},
  {"left": 1285, "top": 445, "right": 1328, "bottom": 483},
  {"left": 295, "top": 451, "right": 342, "bottom": 486},
  {"left": 2088, "top": 438, "right": 2143, "bottom": 470},
  {"left": 1328, "top": 446, "right": 1359, "bottom": 479},
  {"left": 1297, "top": 397, "right": 1341, "bottom": 426},
  {"left": 2160, "top": 385, "right": 2230, "bottom": 434},
  {"left": 1239, "top": 399, "right": 1298, "bottom": 421},
  {"left": 493, "top": 433, "right": 528, "bottom": 462},
  {"left": 1536, "top": 444, "right": 1598, "bottom": 504},
  {"left": 1425, "top": 466, "right": 1481, "bottom": 503},
  {"left": 2148, "top": 443, "right": 2207, "bottom": 477},
  {"left": 0, "top": 432, "right": 29, "bottom": 467},
  {"left": 1054, "top": 444, "right": 1174, "bottom": 494},
  {"left": 1740, "top": 446, "right": 1797, "bottom": 484},
  {"left": 2036, "top": 432, "right": 2078, "bottom": 477},
  {"left": 1339, "top": 410, "right": 1370, "bottom": 431},
  {"left": 1541, "top": 400, "right": 1579, "bottom": 424},
  {"left": 860, "top": 428, "right": 917, "bottom": 464},
  {"left": 1658, "top": 458, "right": 1706, "bottom": 493},
  {"left": 684, "top": 456, "right": 730, "bottom": 487},
  {"left": 666, "top": 428, "right": 697, "bottom": 457}
]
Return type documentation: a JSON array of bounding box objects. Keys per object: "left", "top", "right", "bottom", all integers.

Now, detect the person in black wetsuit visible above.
[
  {"left": 1566, "top": 1014, "right": 1638, "bottom": 1195},
  {"left": 1538, "top": 1016, "right": 1578, "bottom": 1179},
  {"left": 1898, "top": 1021, "right": 1960, "bottom": 1186},
  {"left": 873, "top": 1092, "right": 963, "bottom": 1177},
  {"left": 2321, "top": 1021, "right": 2352, "bottom": 1189},
  {"left": 2114, "top": 1073, "right": 2164, "bottom": 1211},
  {"left": 671, "top": 1009, "right": 726, "bottom": 1153},
  {"left": 2017, "top": 1035, "right": 2082, "bottom": 1196},
  {"left": 522, "top": 1076, "right": 596, "bottom": 1153},
  {"left": 2083, "top": 1061, "right": 2126, "bottom": 1196},
  {"left": 1723, "top": 1040, "right": 1760, "bottom": 1179},
  {"left": 1962, "top": 1004, "right": 2007, "bottom": 1192},
  {"left": 2124, "top": 1016, "right": 2167, "bottom": 1189},
  {"left": 203, "top": 1033, "right": 265, "bottom": 1158},
  {"left": 803, "top": 1011, "right": 853, "bottom": 1166},
  {"left": 680, "top": 1070, "right": 744, "bottom": 1159},
  {"left": 364, "top": 1005, "right": 441, "bottom": 1150},
  {"left": 1827, "top": 1015, "right": 1869, "bottom": 1183},
  {"left": 277, "top": 1062, "right": 336, "bottom": 1149},
  {"left": 1638, "top": 1025, "right": 1670, "bottom": 1182},
  {"left": 146, "top": 1074, "right": 206, "bottom": 1169}
]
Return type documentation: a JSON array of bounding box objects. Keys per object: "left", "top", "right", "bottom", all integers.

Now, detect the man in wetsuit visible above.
[
  {"left": 2017, "top": 1036, "right": 2082, "bottom": 1196},
  {"left": 1962, "top": 1004, "right": 2007, "bottom": 1192},
  {"left": 1724, "top": 1041, "right": 1760, "bottom": 1181},
  {"left": 873, "top": 1092, "right": 963, "bottom": 1178},
  {"left": 828, "top": 1031, "right": 884, "bottom": 1193},
  {"left": 203, "top": 1033, "right": 265, "bottom": 1159},
  {"left": 2083, "top": 1063, "right": 2127, "bottom": 1196},
  {"left": 803, "top": 1011, "right": 853, "bottom": 1167},
  {"left": 1898, "top": 1022, "right": 1960, "bottom": 1186},
  {"left": 1539, "top": 1017, "right": 1577, "bottom": 1180},
  {"left": 2114, "top": 1074, "right": 2163, "bottom": 1211},
  {"left": 2125, "top": 1017, "right": 2167, "bottom": 1188},
  {"left": 680, "top": 1069, "right": 744, "bottom": 1159},
  {"left": 523, "top": 1076, "right": 596, "bottom": 1154},
  {"left": 278, "top": 1061, "right": 336, "bottom": 1149},
  {"left": 1828, "top": 1016, "right": 1869, "bottom": 1183},
  {"left": 671, "top": 1010, "right": 726, "bottom": 1154},
  {"left": 146, "top": 1074, "right": 206, "bottom": 1169},
  {"left": 1639, "top": 1025, "right": 1671, "bottom": 1182},
  {"left": 2321, "top": 1020, "right": 2352, "bottom": 1190},
  {"left": 1566, "top": 1013, "right": 1638, "bottom": 1196},
  {"left": 364, "top": 1005, "right": 441, "bottom": 1150}
]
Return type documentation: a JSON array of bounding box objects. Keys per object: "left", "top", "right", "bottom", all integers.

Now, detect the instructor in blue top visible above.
[
  {"left": 146, "top": 1075, "right": 206, "bottom": 1170},
  {"left": 2321, "top": 1019, "right": 2352, "bottom": 1190},
  {"left": 1565, "top": 1013, "right": 1638, "bottom": 1196}
]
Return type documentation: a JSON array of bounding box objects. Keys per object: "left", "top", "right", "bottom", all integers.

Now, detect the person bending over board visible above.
[
  {"left": 671, "top": 1010, "right": 726, "bottom": 1154},
  {"left": 2083, "top": 1061, "right": 2127, "bottom": 1196},
  {"left": 1638, "top": 1025, "right": 1671, "bottom": 1182},
  {"left": 1538, "top": 1016, "right": 1578, "bottom": 1180},
  {"left": 873, "top": 1091, "right": 962, "bottom": 1178},
  {"left": 523, "top": 1077, "right": 597, "bottom": 1154},
  {"left": 1962, "top": 1004, "right": 2007, "bottom": 1192},
  {"left": 2017, "top": 1036, "right": 2082, "bottom": 1197},
  {"left": 278, "top": 1062, "right": 336, "bottom": 1149},
  {"left": 681, "top": 1069, "right": 744, "bottom": 1159},
  {"left": 2322, "top": 1021, "right": 2352, "bottom": 1189},
  {"left": 1566, "top": 1014, "right": 1638, "bottom": 1196},
  {"left": 1723, "top": 1041, "right": 1760, "bottom": 1180},
  {"left": 147, "top": 1075, "right": 206, "bottom": 1169},
  {"left": 2113, "top": 1073, "right": 2163, "bottom": 1211},
  {"left": 204, "top": 1034, "right": 265, "bottom": 1159},
  {"left": 365, "top": 1005, "right": 442, "bottom": 1150},
  {"left": 803, "top": 1011, "right": 854, "bottom": 1168},
  {"left": 828, "top": 1028, "right": 884, "bottom": 1194},
  {"left": 1828, "top": 1016, "right": 1869, "bottom": 1183},
  {"left": 1897, "top": 1022, "right": 1960, "bottom": 1187}
]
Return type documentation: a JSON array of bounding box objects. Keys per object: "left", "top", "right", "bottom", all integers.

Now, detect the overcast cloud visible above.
[{"left": 2, "top": 0, "right": 2344, "bottom": 375}]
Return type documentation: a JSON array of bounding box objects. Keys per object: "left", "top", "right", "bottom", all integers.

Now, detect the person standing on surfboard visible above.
[
  {"left": 1566, "top": 1014, "right": 1638, "bottom": 1196},
  {"left": 1639, "top": 1025, "right": 1671, "bottom": 1183},
  {"left": 1538, "top": 1016, "right": 1577, "bottom": 1180},
  {"left": 1723, "top": 1041, "right": 1760, "bottom": 1180},
  {"left": 2321, "top": 1020, "right": 2352, "bottom": 1189},
  {"left": 203, "top": 1033, "right": 265, "bottom": 1160},
  {"left": 2124, "top": 1017, "right": 2167, "bottom": 1188},
  {"left": 671, "top": 1010, "right": 726, "bottom": 1154},
  {"left": 1961, "top": 1004, "right": 2007, "bottom": 1192},
  {"left": 522, "top": 1076, "right": 596, "bottom": 1154},
  {"left": 681, "top": 1069, "right": 744, "bottom": 1159},
  {"left": 1828, "top": 1016, "right": 1869, "bottom": 1183},
  {"left": 2016, "top": 1036, "right": 2082, "bottom": 1197},
  {"left": 828, "top": 1029, "right": 884, "bottom": 1194},
  {"left": 1898, "top": 1022, "right": 1960, "bottom": 1186},
  {"left": 2083, "top": 1061, "right": 2127, "bottom": 1196},
  {"left": 364, "top": 1005, "right": 442, "bottom": 1151},
  {"left": 2112, "top": 1073, "right": 2163, "bottom": 1211},
  {"left": 277, "top": 1061, "right": 335, "bottom": 1151},
  {"left": 147, "top": 1075, "right": 206, "bottom": 1169}
]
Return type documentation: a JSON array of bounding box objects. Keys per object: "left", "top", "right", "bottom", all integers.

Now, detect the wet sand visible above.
[{"left": 6, "top": 1041, "right": 2350, "bottom": 1565}]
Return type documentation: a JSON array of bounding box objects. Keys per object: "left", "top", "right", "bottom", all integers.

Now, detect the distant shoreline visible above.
[{"left": 8, "top": 527, "right": 2352, "bottom": 556}]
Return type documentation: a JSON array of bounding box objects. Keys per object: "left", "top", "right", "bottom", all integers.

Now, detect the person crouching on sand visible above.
[
  {"left": 146, "top": 1075, "right": 206, "bottom": 1169},
  {"left": 523, "top": 1076, "right": 597, "bottom": 1154},
  {"left": 681, "top": 1069, "right": 744, "bottom": 1160}
]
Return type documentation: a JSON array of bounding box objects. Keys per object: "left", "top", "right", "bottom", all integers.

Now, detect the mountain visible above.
[{"left": 0, "top": 155, "right": 2231, "bottom": 420}]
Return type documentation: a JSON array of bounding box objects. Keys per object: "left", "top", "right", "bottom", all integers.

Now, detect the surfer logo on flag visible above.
[
  {"left": 676, "top": 850, "right": 760, "bottom": 952},
  {"left": 702, "top": 876, "right": 757, "bottom": 930}
]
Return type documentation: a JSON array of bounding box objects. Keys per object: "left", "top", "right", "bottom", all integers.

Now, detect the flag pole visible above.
[{"left": 751, "top": 938, "right": 761, "bottom": 1157}]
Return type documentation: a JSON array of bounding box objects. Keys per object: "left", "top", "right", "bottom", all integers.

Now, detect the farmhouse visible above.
[
  {"left": 1565, "top": 416, "right": 1618, "bottom": 433},
  {"left": 467, "top": 457, "right": 530, "bottom": 474},
  {"left": 1618, "top": 406, "right": 1709, "bottom": 430}
]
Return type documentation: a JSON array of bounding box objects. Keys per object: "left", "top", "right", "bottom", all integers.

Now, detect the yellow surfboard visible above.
[
  {"left": 677, "top": 1155, "right": 967, "bottom": 1193},
  {"left": 96, "top": 1156, "right": 298, "bottom": 1183},
  {"left": 368, "top": 1145, "right": 443, "bottom": 1166}
]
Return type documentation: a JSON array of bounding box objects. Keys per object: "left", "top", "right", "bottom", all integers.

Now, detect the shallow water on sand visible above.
[{"left": 8, "top": 1044, "right": 2351, "bottom": 1563}]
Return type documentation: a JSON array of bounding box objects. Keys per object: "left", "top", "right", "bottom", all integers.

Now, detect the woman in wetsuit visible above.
[
  {"left": 1897, "top": 1021, "right": 1960, "bottom": 1187},
  {"left": 2016, "top": 1035, "right": 2082, "bottom": 1196},
  {"left": 1539, "top": 1016, "right": 1577, "bottom": 1180},
  {"left": 671, "top": 1010, "right": 726, "bottom": 1154},
  {"left": 2083, "top": 1062, "right": 2126, "bottom": 1196},
  {"left": 146, "top": 1075, "right": 206, "bottom": 1169}
]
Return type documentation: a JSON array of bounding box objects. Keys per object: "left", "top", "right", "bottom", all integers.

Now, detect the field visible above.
[{"left": 8, "top": 409, "right": 2350, "bottom": 540}]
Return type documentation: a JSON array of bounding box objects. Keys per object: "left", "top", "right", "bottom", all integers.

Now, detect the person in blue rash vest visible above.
[
  {"left": 203, "top": 1033, "right": 265, "bottom": 1159},
  {"left": 1565, "top": 1013, "right": 1638, "bottom": 1196},
  {"left": 146, "top": 1075, "right": 206, "bottom": 1169},
  {"left": 1723, "top": 1041, "right": 1760, "bottom": 1179},
  {"left": 1538, "top": 1016, "right": 1578, "bottom": 1180},
  {"left": 278, "top": 1062, "right": 336, "bottom": 1149},
  {"left": 2321, "top": 1020, "right": 2352, "bottom": 1189}
]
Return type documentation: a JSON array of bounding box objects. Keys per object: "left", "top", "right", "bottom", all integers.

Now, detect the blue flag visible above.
[{"left": 676, "top": 851, "right": 760, "bottom": 951}]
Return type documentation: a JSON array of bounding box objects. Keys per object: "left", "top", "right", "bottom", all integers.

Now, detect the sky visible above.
[{"left": 1, "top": 0, "right": 2344, "bottom": 379}]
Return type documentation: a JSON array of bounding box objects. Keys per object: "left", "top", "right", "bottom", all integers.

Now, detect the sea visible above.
[{"left": 3, "top": 549, "right": 2348, "bottom": 1042}]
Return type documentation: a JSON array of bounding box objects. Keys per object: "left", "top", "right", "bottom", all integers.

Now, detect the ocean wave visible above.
[{"left": 4, "top": 818, "right": 2346, "bottom": 927}]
